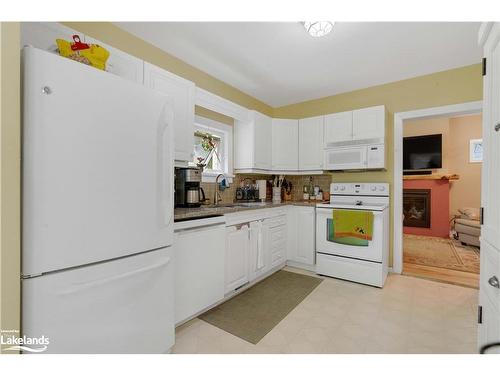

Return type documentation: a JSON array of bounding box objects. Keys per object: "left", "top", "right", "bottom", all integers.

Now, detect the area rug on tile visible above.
[
  {"left": 199, "top": 270, "right": 323, "bottom": 344},
  {"left": 403, "top": 234, "right": 479, "bottom": 273}
]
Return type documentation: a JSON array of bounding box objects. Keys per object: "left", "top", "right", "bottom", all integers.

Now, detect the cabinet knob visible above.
[
  {"left": 495, "top": 123, "right": 500, "bottom": 132},
  {"left": 488, "top": 276, "right": 500, "bottom": 288}
]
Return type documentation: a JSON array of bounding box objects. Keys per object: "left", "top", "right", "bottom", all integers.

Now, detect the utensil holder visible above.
[{"left": 272, "top": 187, "right": 281, "bottom": 204}]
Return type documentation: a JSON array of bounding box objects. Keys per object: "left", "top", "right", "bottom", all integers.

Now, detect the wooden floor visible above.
[{"left": 403, "top": 262, "right": 479, "bottom": 289}]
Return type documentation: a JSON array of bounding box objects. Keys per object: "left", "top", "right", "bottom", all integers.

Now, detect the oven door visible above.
[
  {"left": 324, "top": 146, "right": 367, "bottom": 170},
  {"left": 316, "top": 207, "right": 385, "bottom": 262}
]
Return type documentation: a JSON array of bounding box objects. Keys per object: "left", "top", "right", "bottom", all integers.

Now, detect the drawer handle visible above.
[{"left": 488, "top": 276, "right": 500, "bottom": 289}]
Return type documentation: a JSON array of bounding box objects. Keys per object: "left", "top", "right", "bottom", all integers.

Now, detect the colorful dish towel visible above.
[{"left": 327, "top": 209, "right": 374, "bottom": 246}]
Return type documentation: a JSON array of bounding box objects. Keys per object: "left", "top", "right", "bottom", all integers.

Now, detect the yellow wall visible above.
[
  {"left": 195, "top": 106, "right": 234, "bottom": 126},
  {"left": 0, "top": 22, "right": 21, "bottom": 353},
  {"left": 275, "top": 64, "right": 483, "bottom": 264},
  {"left": 62, "top": 22, "right": 273, "bottom": 117}
]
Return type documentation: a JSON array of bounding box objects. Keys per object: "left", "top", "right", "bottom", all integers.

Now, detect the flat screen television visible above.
[{"left": 403, "top": 134, "right": 442, "bottom": 171}]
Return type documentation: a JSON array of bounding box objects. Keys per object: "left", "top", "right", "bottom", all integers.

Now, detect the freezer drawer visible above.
[{"left": 22, "top": 247, "right": 174, "bottom": 354}]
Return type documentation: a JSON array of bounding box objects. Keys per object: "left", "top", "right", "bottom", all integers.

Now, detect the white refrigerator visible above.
[{"left": 22, "top": 46, "right": 175, "bottom": 353}]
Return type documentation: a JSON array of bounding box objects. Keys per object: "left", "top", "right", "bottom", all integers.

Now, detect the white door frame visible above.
[{"left": 392, "top": 101, "right": 483, "bottom": 274}]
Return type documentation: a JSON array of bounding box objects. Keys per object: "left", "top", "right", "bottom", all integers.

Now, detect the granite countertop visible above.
[{"left": 174, "top": 200, "right": 326, "bottom": 221}]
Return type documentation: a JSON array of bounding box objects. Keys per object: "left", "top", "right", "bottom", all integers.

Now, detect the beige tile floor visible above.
[{"left": 172, "top": 267, "right": 479, "bottom": 354}]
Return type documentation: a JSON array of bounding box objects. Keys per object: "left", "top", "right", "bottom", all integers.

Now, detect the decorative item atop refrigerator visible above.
[{"left": 21, "top": 46, "right": 175, "bottom": 354}]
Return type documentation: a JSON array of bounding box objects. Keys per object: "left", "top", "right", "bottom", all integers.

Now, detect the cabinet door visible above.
[
  {"left": 253, "top": 111, "right": 273, "bottom": 170},
  {"left": 225, "top": 225, "right": 249, "bottom": 293},
  {"left": 299, "top": 116, "right": 324, "bottom": 170},
  {"left": 272, "top": 119, "right": 298, "bottom": 170},
  {"left": 479, "top": 292, "right": 500, "bottom": 353},
  {"left": 21, "top": 22, "right": 77, "bottom": 53},
  {"left": 478, "top": 24, "right": 500, "bottom": 352},
  {"left": 267, "top": 224, "right": 286, "bottom": 268},
  {"left": 295, "top": 207, "right": 316, "bottom": 265},
  {"left": 144, "top": 62, "right": 195, "bottom": 163},
  {"left": 286, "top": 207, "right": 298, "bottom": 261},
  {"left": 248, "top": 221, "right": 266, "bottom": 282},
  {"left": 352, "top": 105, "right": 385, "bottom": 141},
  {"left": 324, "top": 111, "right": 353, "bottom": 146},
  {"left": 287, "top": 206, "right": 315, "bottom": 265},
  {"left": 481, "top": 33, "right": 500, "bottom": 250},
  {"left": 84, "top": 36, "right": 144, "bottom": 84}
]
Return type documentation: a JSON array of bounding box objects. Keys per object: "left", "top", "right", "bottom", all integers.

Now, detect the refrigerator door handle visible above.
[
  {"left": 58, "top": 257, "right": 171, "bottom": 295},
  {"left": 158, "top": 103, "right": 174, "bottom": 228}
]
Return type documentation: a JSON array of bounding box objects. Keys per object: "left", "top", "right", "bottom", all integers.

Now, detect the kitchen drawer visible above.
[
  {"left": 265, "top": 215, "right": 287, "bottom": 228},
  {"left": 481, "top": 240, "right": 500, "bottom": 311},
  {"left": 269, "top": 227, "right": 286, "bottom": 243},
  {"left": 270, "top": 240, "right": 286, "bottom": 264}
]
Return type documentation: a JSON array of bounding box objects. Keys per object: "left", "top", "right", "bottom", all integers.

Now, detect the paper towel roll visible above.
[{"left": 257, "top": 180, "right": 267, "bottom": 200}]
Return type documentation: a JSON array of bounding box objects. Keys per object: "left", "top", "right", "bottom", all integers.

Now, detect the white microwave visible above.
[{"left": 324, "top": 144, "right": 385, "bottom": 171}]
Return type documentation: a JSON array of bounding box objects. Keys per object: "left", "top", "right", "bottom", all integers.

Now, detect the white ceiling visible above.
[{"left": 116, "top": 22, "right": 482, "bottom": 107}]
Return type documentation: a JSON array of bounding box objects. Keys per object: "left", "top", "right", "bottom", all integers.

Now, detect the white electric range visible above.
[{"left": 315, "top": 183, "right": 389, "bottom": 288}]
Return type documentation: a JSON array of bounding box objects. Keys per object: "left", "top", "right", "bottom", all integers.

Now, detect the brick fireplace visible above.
[{"left": 403, "top": 179, "right": 450, "bottom": 238}]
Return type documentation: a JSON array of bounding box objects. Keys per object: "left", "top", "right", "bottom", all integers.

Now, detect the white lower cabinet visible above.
[
  {"left": 287, "top": 206, "right": 315, "bottom": 266},
  {"left": 248, "top": 220, "right": 268, "bottom": 282},
  {"left": 174, "top": 221, "right": 226, "bottom": 325},
  {"left": 225, "top": 209, "right": 288, "bottom": 293},
  {"left": 265, "top": 215, "right": 287, "bottom": 268},
  {"left": 225, "top": 224, "right": 250, "bottom": 293}
]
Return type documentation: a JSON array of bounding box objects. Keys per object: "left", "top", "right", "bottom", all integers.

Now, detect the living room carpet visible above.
[
  {"left": 403, "top": 234, "right": 480, "bottom": 274},
  {"left": 199, "top": 270, "right": 322, "bottom": 344}
]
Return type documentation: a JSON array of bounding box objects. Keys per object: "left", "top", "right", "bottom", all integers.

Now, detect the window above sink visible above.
[{"left": 190, "top": 115, "right": 234, "bottom": 183}]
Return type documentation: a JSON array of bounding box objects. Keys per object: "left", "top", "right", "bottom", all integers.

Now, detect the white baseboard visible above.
[{"left": 286, "top": 260, "right": 316, "bottom": 272}]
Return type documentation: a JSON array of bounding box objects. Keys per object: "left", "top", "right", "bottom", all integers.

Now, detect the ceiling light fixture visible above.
[{"left": 303, "top": 21, "right": 334, "bottom": 37}]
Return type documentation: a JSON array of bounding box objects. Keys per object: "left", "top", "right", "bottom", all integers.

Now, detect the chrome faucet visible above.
[{"left": 214, "top": 174, "right": 225, "bottom": 206}]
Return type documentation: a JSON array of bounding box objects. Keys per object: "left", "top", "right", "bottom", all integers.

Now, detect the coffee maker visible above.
[{"left": 175, "top": 167, "right": 206, "bottom": 208}]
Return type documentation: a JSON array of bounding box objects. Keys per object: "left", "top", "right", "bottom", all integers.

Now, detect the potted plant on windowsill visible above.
[{"left": 195, "top": 131, "right": 221, "bottom": 172}]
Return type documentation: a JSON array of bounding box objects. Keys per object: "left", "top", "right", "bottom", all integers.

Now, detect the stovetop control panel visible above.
[{"left": 330, "top": 183, "right": 389, "bottom": 196}]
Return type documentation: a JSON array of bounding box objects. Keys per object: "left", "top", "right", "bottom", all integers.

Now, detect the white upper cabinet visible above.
[
  {"left": 144, "top": 62, "right": 195, "bottom": 163},
  {"left": 352, "top": 105, "right": 386, "bottom": 141},
  {"left": 324, "top": 111, "right": 353, "bottom": 146},
  {"left": 298, "top": 116, "right": 324, "bottom": 170},
  {"left": 83, "top": 36, "right": 144, "bottom": 84},
  {"left": 254, "top": 111, "right": 273, "bottom": 170},
  {"left": 272, "top": 119, "right": 299, "bottom": 170},
  {"left": 324, "top": 106, "right": 386, "bottom": 146},
  {"left": 21, "top": 22, "right": 77, "bottom": 53},
  {"left": 21, "top": 23, "right": 144, "bottom": 84},
  {"left": 234, "top": 110, "right": 272, "bottom": 171}
]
